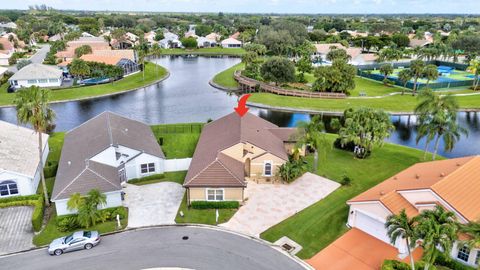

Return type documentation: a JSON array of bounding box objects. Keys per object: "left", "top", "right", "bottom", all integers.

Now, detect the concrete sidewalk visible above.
[{"left": 221, "top": 172, "right": 341, "bottom": 237}]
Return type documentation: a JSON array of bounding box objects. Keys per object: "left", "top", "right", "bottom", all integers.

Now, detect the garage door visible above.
[{"left": 354, "top": 211, "right": 390, "bottom": 244}]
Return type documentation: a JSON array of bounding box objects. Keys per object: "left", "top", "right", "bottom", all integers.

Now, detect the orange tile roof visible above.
[
  {"left": 80, "top": 54, "right": 123, "bottom": 65},
  {"left": 307, "top": 228, "right": 423, "bottom": 270},
  {"left": 349, "top": 156, "right": 480, "bottom": 222}
]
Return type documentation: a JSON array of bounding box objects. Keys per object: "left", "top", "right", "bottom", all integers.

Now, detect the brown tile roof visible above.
[
  {"left": 52, "top": 111, "right": 164, "bottom": 200},
  {"left": 184, "top": 112, "right": 293, "bottom": 188},
  {"left": 314, "top": 43, "right": 346, "bottom": 54},
  {"left": 55, "top": 38, "right": 111, "bottom": 59},
  {"left": 349, "top": 156, "right": 480, "bottom": 221},
  {"left": 307, "top": 228, "right": 423, "bottom": 270},
  {"left": 91, "top": 49, "right": 135, "bottom": 61},
  {"left": 0, "top": 37, "right": 14, "bottom": 54}
]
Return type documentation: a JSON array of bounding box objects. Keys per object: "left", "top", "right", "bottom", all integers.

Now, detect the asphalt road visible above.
[
  {"left": 8, "top": 44, "right": 51, "bottom": 73},
  {"left": 0, "top": 226, "right": 309, "bottom": 270}
]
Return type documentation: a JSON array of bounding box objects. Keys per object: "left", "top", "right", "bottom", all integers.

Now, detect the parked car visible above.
[{"left": 48, "top": 231, "right": 100, "bottom": 256}]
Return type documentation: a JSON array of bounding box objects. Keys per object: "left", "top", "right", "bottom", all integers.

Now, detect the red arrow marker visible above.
[{"left": 234, "top": 94, "right": 251, "bottom": 117}]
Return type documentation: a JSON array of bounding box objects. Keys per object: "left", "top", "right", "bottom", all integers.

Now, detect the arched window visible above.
[
  {"left": 0, "top": 180, "right": 19, "bottom": 196},
  {"left": 264, "top": 162, "right": 272, "bottom": 177}
]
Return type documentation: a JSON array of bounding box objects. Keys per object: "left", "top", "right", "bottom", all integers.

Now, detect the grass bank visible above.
[
  {"left": 212, "top": 62, "right": 244, "bottom": 89},
  {"left": 175, "top": 194, "right": 237, "bottom": 225},
  {"left": 151, "top": 123, "right": 203, "bottom": 159},
  {"left": 0, "top": 62, "right": 168, "bottom": 106},
  {"left": 161, "top": 47, "right": 245, "bottom": 56},
  {"left": 260, "top": 134, "right": 443, "bottom": 259}
]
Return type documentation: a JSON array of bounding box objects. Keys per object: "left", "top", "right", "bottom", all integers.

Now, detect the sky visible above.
[{"left": 2, "top": 0, "right": 480, "bottom": 14}]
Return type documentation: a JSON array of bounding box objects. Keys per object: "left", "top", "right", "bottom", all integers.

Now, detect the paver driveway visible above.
[
  {"left": 221, "top": 172, "right": 340, "bottom": 237},
  {"left": 0, "top": 206, "right": 34, "bottom": 255},
  {"left": 123, "top": 182, "right": 185, "bottom": 228}
]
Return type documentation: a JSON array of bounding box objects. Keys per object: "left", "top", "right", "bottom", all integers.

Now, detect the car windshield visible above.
[
  {"left": 83, "top": 231, "right": 91, "bottom": 238},
  {"left": 64, "top": 234, "right": 73, "bottom": 244}
]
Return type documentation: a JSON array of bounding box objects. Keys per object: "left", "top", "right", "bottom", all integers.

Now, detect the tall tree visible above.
[
  {"left": 379, "top": 63, "right": 394, "bottom": 85},
  {"left": 260, "top": 57, "right": 296, "bottom": 85},
  {"left": 296, "top": 56, "right": 313, "bottom": 83},
  {"left": 68, "top": 58, "right": 90, "bottom": 80},
  {"left": 410, "top": 59, "right": 425, "bottom": 95},
  {"left": 385, "top": 210, "right": 417, "bottom": 270},
  {"left": 414, "top": 89, "right": 467, "bottom": 160},
  {"left": 74, "top": 44, "right": 92, "bottom": 58},
  {"left": 414, "top": 206, "right": 459, "bottom": 270},
  {"left": 460, "top": 222, "right": 480, "bottom": 252},
  {"left": 136, "top": 39, "right": 150, "bottom": 80},
  {"left": 467, "top": 59, "right": 480, "bottom": 90},
  {"left": 296, "top": 116, "right": 327, "bottom": 173},
  {"left": 423, "top": 64, "right": 439, "bottom": 87},
  {"left": 14, "top": 86, "right": 55, "bottom": 206},
  {"left": 151, "top": 43, "right": 162, "bottom": 77},
  {"left": 398, "top": 69, "right": 413, "bottom": 95}
]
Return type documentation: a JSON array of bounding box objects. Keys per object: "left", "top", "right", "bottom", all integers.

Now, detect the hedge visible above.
[
  {"left": 0, "top": 194, "right": 44, "bottom": 232},
  {"left": 43, "top": 161, "right": 58, "bottom": 178},
  {"left": 127, "top": 173, "right": 165, "bottom": 184},
  {"left": 191, "top": 201, "right": 239, "bottom": 209},
  {"left": 435, "top": 254, "right": 476, "bottom": 270}
]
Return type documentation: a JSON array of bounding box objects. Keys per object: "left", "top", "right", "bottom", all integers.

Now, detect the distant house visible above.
[
  {"left": 196, "top": 37, "right": 216, "bottom": 48},
  {"left": 221, "top": 37, "right": 242, "bottom": 48},
  {"left": 81, "top": 32, "right": 95, "bottom": 38},
  {"left": 159, "top": 32, "right": 182, "bottom": 49},
  {"left": 48, "top": 33, "right": 63, "bottom": 42},
  {"left": 56, "top": 37, "right": 111, "bottom": 62},
  {"left": 79, "top": 54, "right": 139, "bottom": 76},
  {"left": 0, "top": 22, "right": 17, "bottom": 31},
  {"left": 144, "top": 31, "right": 156, "bottom": 45},
  {"left": 0, "top": 37, "right": 14, "bottom": 66},
  {"left": 51, "top": 112, "right": 166, "bottom": 215},
  {"left": 8, "top": 63, "right": 63, "bottom": 90},
  {"left": 408, "top": 33, "right": 433, "bottom": 48},
  {"left": 0, "top": 120, "right": 49, "bottom": 197},
  {"left": 313, "top": 43, "right": 376, "bottom": 65},
  {"left": 205, "top": 32, "right": 221, "bottom": 42},
  {"left": 313, "top": 43, "right": 347, "bottom": 61},
  {"left": 308, "top": 156, "right": 480, "bottom": 270},
  {"left": 184, "top": 112, "right": 302, "bottom": 204}
]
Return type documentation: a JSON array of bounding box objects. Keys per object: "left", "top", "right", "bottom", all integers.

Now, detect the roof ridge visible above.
[
  {"left": 184, "top": 159, "right": 218, "bottom": 186},
  {"left": 106, "top": 112, "right": 113, "bottom": 145},
  {"left": 431, "top": 156, "right": 478, "bottom": 189},
  {"left": 52, "top": 167, "right": 88, "bottom": 200},
  {"left": 217, "top": 156, "right": 246, "bottom": 186},
  {"left": 87, "top": 166, "right": 120, "bottom": 189}
]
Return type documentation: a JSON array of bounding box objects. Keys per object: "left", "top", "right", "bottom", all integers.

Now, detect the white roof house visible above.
[
  {"left": 0, "top": 120, "right": 49, "bottom": 197},
  {"left": 197, "top": 37, "right": 216, "bottom": 48},
  {"left": 159, "top": 32, "right": 182, "bottom": 49},
  {"left": 9, "top": 64, "right": 63, "bottom": 90},
  {"left": 221, "top": 37, "right": 242, "bottom": 48}
]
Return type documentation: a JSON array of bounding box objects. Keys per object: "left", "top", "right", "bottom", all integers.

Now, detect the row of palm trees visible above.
[{"left": 386, "top": 206, "right": 479, "bottom": 270}]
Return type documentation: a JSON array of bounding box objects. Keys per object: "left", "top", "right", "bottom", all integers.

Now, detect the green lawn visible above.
[
  {"left": 46, "top": 132, "right": 65, "bottom": 165},
  {"left": 249, "top": 92, "right": 480, "bottom": 113},
  {"left": 161, "top": 47, "right": 245, "bottom": 56},
  {"left": 0, "top": 62, "right": 168, "bottom": 106},
  {"left": 175, "top": 194, "right": 237, "bottom": 225},
  {"left": 32, "top": 208, "right": 128, "bottom": 246},
  {"left": 212, "top": 62, "right": 244, "bottom": 89},
  {"left": 150, "top": 123, "right": 203, "bottom": 159},
  {"left": 129, "top": 171, "right": 187, "bottom": 186},
  {"left": 260, "top": 134, "right": 443, "bottom": 259}
]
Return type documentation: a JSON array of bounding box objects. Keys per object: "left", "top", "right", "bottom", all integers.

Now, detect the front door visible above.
[{"left": 244, "top": 158, "right": 251, "bottom": 177}]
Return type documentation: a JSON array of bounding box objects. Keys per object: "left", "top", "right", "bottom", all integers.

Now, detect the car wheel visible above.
[
  {"left": 54, "top": 249, "right": 63, "bottom": 256},
  {"left": 84, "top": 243, "right": 93, "bottom": 250}
]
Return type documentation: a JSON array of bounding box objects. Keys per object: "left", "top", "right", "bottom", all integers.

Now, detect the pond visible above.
[{"left": 0, "top": 55, "right": 478, "bottom": 158}]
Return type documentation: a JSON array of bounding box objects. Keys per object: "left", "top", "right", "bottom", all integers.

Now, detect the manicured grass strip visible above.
[
  {"left": 260, "top": 134, "right": 443, "bottom": 259},
  {"left": 33, "top": 208, "right": 128, "bottom": 246},
  {"left": 212, "top": 62, "right": 244, "bottom": 89},
  {"left": 0, "top": 62, "right": 168, "bottom": 106},
  {"left": 175, "top": 194, "right": 237, "bottom": 225},
  {"left": 161, "top": 47, "right": 245, "bottom": 56},
  {"left": 151, "top": 123, "right": 203, "bottom": 159},
  {"left": 129, "top": 171, "right": 187, "bottom": 186},
  {"left": 249, "top": 91, "right": 480, "bottom": 113}
]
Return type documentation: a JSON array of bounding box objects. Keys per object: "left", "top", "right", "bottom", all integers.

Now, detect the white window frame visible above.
[
  {"left": 27, "top": 79, "right": 38, "bottom": 84},
  {"left": 140, "top": 162, "right": 155, "bottom": 174},
  {"left": 205, "top": 188, "right": 224, "bottom": 201},
  {"left": 263, "top": 160, "right": 273, "bottom": 177},
  {"left": 0, "top": 180, "right": 19, "bottom": 197},
  {"left": 457, "top": 245, "right": 470, "bottom": 262},
  {"left": 475, "top": 251, "right": 480, "bottom": 265}
]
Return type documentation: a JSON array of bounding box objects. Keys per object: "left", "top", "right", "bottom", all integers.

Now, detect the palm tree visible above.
[
  {"left": 415, "top": 116, "right": 436, "bottom": 160},
  {"left": 460, "top": 222, "right": 480, "bottom": 250},
  {"left": 379, "top": 63, "right": 394, "bottom": 85},
  {"left": 423, "top": 64, "right": 439, "bottom": 87},
  {"left": 14, "top": 86, "right": 55, "bottom": 206},
  {"left": 467, "top": 59, "right": 480, "bottom": 91},
  {"left": 76, "top": 189, "right": 107, "bottom": 228},
  {"left": 398, "top": 69, "right": 413, "bottom": 95},
  {"left": 410, "top": 59, "right": 425, "bottom": 95},
  {"left": 136, "top": 39, "right": 150, "bottom": 80},
  {"left": 414, "top": 206, "right": 459, "bottom": 270},
  {"left": 151, "top": 43, "right": 162, "bottom": 78},
  {"left": 296, "top": 115, "right": 327, "bottom": 173},
  {"left": 385, "top": 210, "right": 417, "bottom": 270},
  {"left": 67, "top": 192, "right": 85, "bottom": 212},
  {"left": 414, "top": 89, "right": 467, "bottom": 160}
]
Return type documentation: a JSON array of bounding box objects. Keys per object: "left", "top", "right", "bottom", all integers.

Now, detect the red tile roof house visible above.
[
  {"left": 308, "top": 156, "right": 480, "bottom": 270},
  {"left": 183, "top": 112, "right": 302, "bottom": 204},
  {"left": 51, "top": 112, "right": 166, "bottom": 216}
]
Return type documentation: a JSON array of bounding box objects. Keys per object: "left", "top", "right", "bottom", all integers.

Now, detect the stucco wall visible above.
[
  {"left": 188, "top": 187, "right": 244, "bottom": 202},
  {"left": 250, "top": 153, "right": 285, "bottom": 181},
  {"left": 0, "top": 171, "right": 32, "bottom": 196},
  {"left": 125, "top": 153, "right": 164, "bottom": 180},
  {"left": 221, "top": 143, "right": 244, "bottom": 161},
  {"left": 10, "top": 78, "right": 63, "bottom": 89},
  {"left": 55, "top": 191, "right": 123, "bottom": 216}
]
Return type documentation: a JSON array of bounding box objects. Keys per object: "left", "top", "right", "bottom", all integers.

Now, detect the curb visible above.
[
  {"left": 208, "top": 80, "right": 240, "bottom": 92},
  {"left": 0, "top": 224, "right": 313, "bottom": 269},
  {"left": 0, "top": 70, "right": 170, "bottom": 109},
  {"left": 246, "top": 101, "right": 480, "bottom": 116}
]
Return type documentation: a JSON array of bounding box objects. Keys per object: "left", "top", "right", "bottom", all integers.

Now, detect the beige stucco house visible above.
[{"left": 183, "top": 112, "right": 302, "bottom": 204}]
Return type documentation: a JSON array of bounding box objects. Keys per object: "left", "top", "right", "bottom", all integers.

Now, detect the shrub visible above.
[
  {"left": 56, "top": 206, "right": 127, "bottom": 232},
  {"left": 56, "top": 215, "right": 80, "bottom": 232},
  {"left": 191, "top": 201, "right": 239, "bottom": 209},
  {"left": 333, "top": 138, "right": 371, "bottom": 158},
  {"left": 341, "top": 174, "right": 352, "bottom": 186},
  {"left": 0, "top": 194, "right": 40, "bottom": 204},
  {"left": 43, "top": 161, "right": 58, "bottom": 178},
  {"left": 127, "top": 174, "right": 165, "bottom": 184},
  {"left": 435, "top": 254, "right": 475, "bottom": 270},
  {"left": 31, "top": 195, "right": 45, "bottom": 232},
  {"left": 381, "top": 260, "right": 411, "bottom": 270}
]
